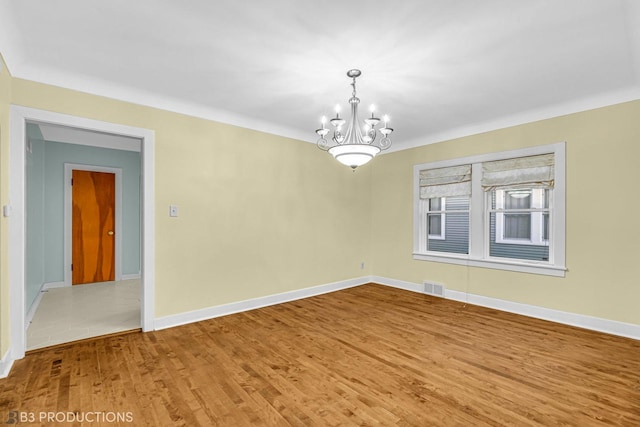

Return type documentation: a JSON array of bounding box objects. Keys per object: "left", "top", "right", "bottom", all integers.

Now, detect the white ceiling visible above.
[{"left": 2, "top": 0, "right": 640, "bottom": 152}]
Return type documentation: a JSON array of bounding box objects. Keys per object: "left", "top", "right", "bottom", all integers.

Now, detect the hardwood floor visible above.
[{"left": 1, "top": 284, "right": 639, "bottom": 426}]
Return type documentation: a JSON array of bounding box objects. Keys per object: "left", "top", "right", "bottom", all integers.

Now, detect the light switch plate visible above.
[{"left": 169, "top": 205, "right": 179, "bottom": 217}]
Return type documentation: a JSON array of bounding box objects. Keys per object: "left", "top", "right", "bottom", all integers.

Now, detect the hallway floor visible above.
[{"left": 26, "top": 279, "right": 141, "bottom": 351}]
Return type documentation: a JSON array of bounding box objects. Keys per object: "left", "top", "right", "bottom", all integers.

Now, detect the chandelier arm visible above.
[{"left": 315, "top": 69, "right": 393, "bottom": 169}]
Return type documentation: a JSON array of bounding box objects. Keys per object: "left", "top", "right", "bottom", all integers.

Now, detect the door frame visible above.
[
  {"left": 9, "top": 105, "right": 155, "bottom": 361},
  {"left": 64, "top": 164, "right": 123, "bottom": 286}
]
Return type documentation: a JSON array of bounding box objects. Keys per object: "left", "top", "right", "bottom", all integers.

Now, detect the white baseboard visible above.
[
  {"left": 25, "top": 283, "right": 48, "bottom": 330},
  {"left": 25, "top": 281, "right": 63, "bottom": 328},
  {"left": 370, "top": 276, "right": 424, "bottom": 293},
  {"left": 0, "top": 349, "right": 14, "bottom": 379},
  {"left": 4, "top": 273, "right": 634, "bottom": 380},
  {"left": 121, "top": 273, "right": 141, "bottom": 280},
  {"left": 371, "top": 276, "right": 640, "bottom": 341},
  {"left": 155, "top": 277, "right": 370, "bottom": 331},
  {"left": 42, "top": 281, "right": 65, "bottom": 290}
]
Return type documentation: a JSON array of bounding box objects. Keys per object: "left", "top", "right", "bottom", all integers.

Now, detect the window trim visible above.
[
  {"left": 426, "top": 197, "right": 446, "bottom": 240},
  {"left": 494, "top": 188, "right": 550, "bottom": 246},
  {"left": 413, "top": 142, "right": 566, "bottom": 277}
]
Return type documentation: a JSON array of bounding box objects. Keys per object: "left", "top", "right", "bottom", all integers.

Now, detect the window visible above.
[
  {"left": 491, "top": 188, "right": 550, "bottom": 261},
  {"left": 422, "top": 196, "right": 470, "bottom": 253},
  {"left": 413, "top": 143, "right": 566, "bottom": 277},
  {"left": 417, "top": 165, "right": 470, "bottom": 255},
  {"left": 494, "top": 188, "right": 549, "bottom": 244},
  {"left": 427, "top": 197, "right": 445, "bottom": 239}
]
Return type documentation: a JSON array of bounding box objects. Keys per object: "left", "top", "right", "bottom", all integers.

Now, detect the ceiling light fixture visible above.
[{"left": 315, "top": 69, "right": 393, "bottom": 170}]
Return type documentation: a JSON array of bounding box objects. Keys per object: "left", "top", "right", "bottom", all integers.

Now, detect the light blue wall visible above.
[
  {"left": 26, "top": 133, "right": 46, "bottom": 311},
  {"left": 44, "top": 141, "right": 141, "bottom": 281},
  {"left": 25, "top": 134, "right": 141, "bottom": 310}
]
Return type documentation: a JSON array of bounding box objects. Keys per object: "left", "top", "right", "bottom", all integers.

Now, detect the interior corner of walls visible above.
[
  {"left": 370, "top": 276, "right": 423, "bottom": 293},
  {"left": 155, "top": 276, "right": 371, "bottom": 331},
  {"left": 372, "top": 276, "right": 640, "bottom": 341},
  {"left": 42, "top": 281, "right": 65, "bottom": 290}
]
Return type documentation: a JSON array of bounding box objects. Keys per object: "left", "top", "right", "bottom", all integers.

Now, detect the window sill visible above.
[{"left": 412, "top": 252, "right": 566, "bottom": 277}]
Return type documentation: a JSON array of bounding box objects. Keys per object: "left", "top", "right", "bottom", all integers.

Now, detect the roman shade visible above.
[
  {"left": 481, "top": 153, "right": 554, "bottom": 191},
  {"left": 419, "top": 164, "right": 471, "bottom": 199}
]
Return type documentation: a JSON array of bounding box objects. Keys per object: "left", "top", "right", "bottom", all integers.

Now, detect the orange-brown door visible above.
[{"left": 72, "top": 170, "right": 116, "bottom": 285}]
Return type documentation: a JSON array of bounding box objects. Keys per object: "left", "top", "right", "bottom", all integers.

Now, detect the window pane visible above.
[
  {"left": 444, "top": 196, "right": 468, "bottom": 211},
  {"left": 428, "top": 213, "right": 442, "bottom": 236},
  {"left": 429, "top": 198, "right": 442, "bottom": 211},
  {"left": 505, "top": 190, "right": 531, "bottom": 209},
  {"left": 427, "top": 196, "right": 469, "bottom": 254},
  {"left": 504, "top": 214, "right": 531, "bottom": 239},
  {"left": 490, "top": 212, "right": 549, "bottom": 261},
  {"left": 543, "top": 189, "right": 549, "bottom": 208}
]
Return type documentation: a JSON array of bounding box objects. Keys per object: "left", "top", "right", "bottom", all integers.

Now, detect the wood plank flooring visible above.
[{"left": 1, "top": 284, "right": 639, "bottom": 426}]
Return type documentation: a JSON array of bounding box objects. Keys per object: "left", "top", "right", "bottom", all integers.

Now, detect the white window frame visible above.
[
  {"left": 425, "top": 197, "right": 446, "bottom": 240},
  {"left": 494, "top": 188, "right": 549, "bottom": 246},
  {"left": 413, "top": 142, "right": 566, "bottom": 277}
]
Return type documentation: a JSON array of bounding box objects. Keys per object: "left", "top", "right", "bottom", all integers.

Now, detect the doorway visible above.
[{"left": 9, "top": 105, "right": 156, "bottom": 361}]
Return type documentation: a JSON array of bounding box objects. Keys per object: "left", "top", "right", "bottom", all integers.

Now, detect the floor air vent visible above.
[{"left": 423, "top": 281, "right": 445, "bottom": 297}]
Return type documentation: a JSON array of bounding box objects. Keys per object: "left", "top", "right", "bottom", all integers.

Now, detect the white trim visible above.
[
  {"left": 413, "top": 142, "right": 566, "bottom": 276},
  {"left": 444, "top": 289, "right": 640, "bottom": 341},
  {"left": 413, "top": 142, "right": 566, "bottom": 172},
  {"left": 9, "top": 64, "right": 311, "bottom": 145},
  {"left": 0, "top": 349, "right": 14, "bottom": 379},
  {"left": 3, "top": 272, "right": 637, "bottom": 379},
  {"left": 9, "top": 107, "right": 27, "bottom": 361},
  {"left": 121, "top": 273, "right": 141, "bottom": 280},
  {"left": 25, "top": 283, "right": 47, "bottom": 329},
  {"left": 370, "top": 276, "right": 425, "bottom": 294},
  {"left": 6, "top": 56, "right": 640, "bottom": 152},
  {"left": 36, "top": 122, "right": 141, "bottom": 152},
  {"left": 371, "top": 276, "right": 640, "bottom": 341},
  {"left": 155, "top": 277, "right": 370, "bottom": 331},
  {"left": 389, "top": 86, "right": 640, "bottom": 153},
  {"left": 42, "top": 281, "right": 65, "bottom": 290},
  {"left": 412, "top": 253, "right": 566, "bottom": 277},
  {"left": 494, "top": 189, "right": 549, "bottom": 246},
  {"left": 426, "top": 197, "right": 446, "bottom": 240},
  {"left": 8, "top": 105, "right": 155, "bottom": 364},
  {"left": 63, "top": 164, "right": 123, "bottom": 286}
]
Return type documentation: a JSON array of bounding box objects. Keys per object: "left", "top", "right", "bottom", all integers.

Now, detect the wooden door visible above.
[{"left": 72, "top": 170, "right": 116, "bottom": 285}]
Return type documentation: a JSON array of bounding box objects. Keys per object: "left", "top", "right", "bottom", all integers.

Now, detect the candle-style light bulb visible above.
[
  {"left": 321, "top": 116, "right": 326, "bottom": 129},
  {"left": 383, "top": 115, "right": 389, "bottom": 127},
  {"left": 369, "top": 104, "right": 376, "bottom": 118},
  {"left": 330, "top": 105, "right": 346, "bottom": 128}
]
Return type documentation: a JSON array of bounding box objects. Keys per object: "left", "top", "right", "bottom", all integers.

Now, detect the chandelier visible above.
[{"left": 315, "top": 69, "right": 393, "bottom": 169}]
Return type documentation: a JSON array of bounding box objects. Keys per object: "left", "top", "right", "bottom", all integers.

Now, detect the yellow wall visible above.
[
  {"left": 371, "top": 100, "right": 640, "bottom": 325},
  {"left": 1, "top": 54, "right": 638, "bottom": 361},
  {"left": 0, "top": 54, "right": 11, "bottom": 357},
  {"left": 1, "top": 76, "right": 372, "bottom": 347}
]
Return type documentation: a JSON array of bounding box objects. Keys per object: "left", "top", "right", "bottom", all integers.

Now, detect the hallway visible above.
[{"left": 27, "top": 279, "right": 140, "bottom": 351}]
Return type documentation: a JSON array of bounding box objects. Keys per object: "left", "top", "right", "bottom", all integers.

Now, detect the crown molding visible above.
[{"left": 387, "top": 85, "right": 640, "bottom": 153}]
